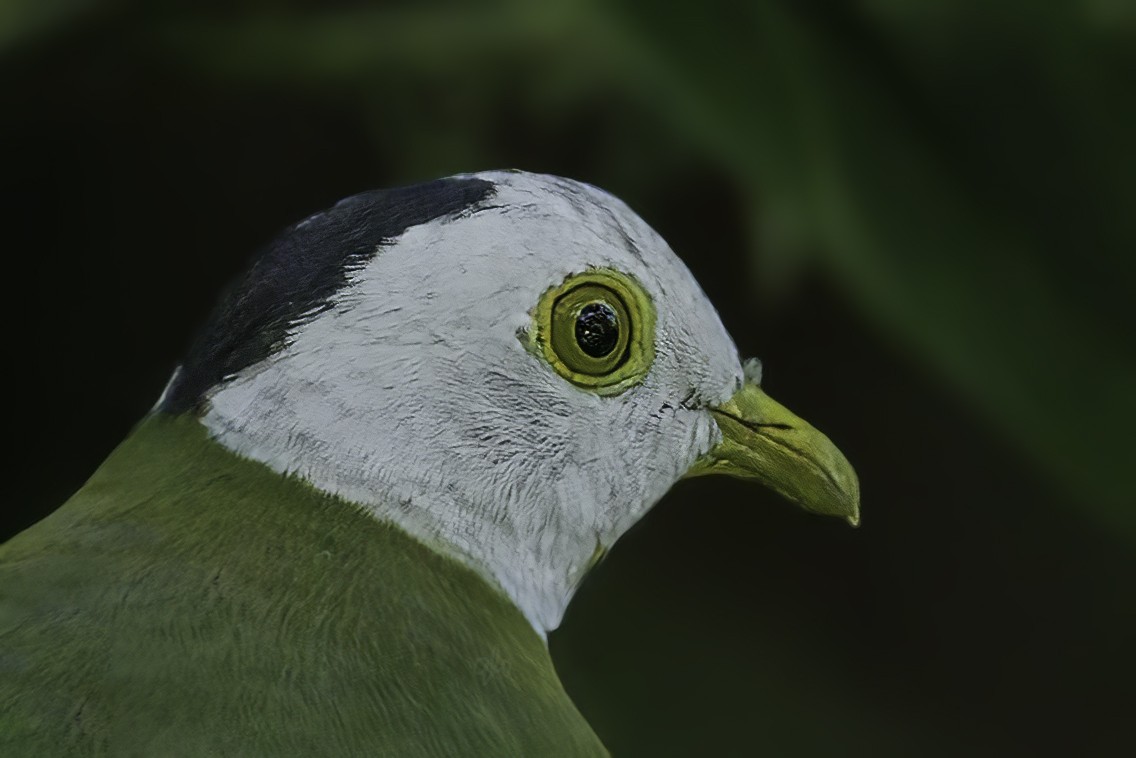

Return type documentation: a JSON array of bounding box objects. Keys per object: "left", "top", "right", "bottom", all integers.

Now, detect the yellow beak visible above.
[{"left": 686, "top": 381, "right": 861, "bottom": 526}]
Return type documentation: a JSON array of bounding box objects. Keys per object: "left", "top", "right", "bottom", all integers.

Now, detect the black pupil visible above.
[{"left": 575, "top": 302, "right": 620, "bottom": 358}]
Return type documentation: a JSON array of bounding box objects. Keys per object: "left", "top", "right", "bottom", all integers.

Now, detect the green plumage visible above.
[{"left": 0, "top": 415, "right": 606, "bottom": 756}]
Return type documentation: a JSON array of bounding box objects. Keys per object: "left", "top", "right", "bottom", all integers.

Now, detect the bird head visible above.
[{"left": 159, "top": 170, "right": 858, "bottom": 633}]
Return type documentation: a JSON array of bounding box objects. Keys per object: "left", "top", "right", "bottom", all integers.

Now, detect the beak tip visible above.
[
  {"left": 840, "top": 478, "right": 861, "bottom": 528},
  {"left": 702, "top": 381, "right": 862, "bottom": 530}
]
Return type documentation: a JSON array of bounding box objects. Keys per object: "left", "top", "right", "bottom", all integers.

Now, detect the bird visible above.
[{"left": 0, "top": 170, "right": 859, "bottom": 756}]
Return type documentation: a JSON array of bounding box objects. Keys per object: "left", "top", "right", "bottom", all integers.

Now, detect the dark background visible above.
[{"left": 3, "top": 2, "right": 1134, "bottom": 755}]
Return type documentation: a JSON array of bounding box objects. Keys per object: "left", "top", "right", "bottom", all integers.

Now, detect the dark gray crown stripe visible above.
[{"left": 160, "top": 177, "right": 497, "bottom": 414}]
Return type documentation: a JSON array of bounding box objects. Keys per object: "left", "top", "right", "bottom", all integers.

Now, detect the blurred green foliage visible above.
[
  {"left": 3, "top": 1, "right": 1134, "bottom": 754},
  {"left": 12, "top": 0, "right": 1125, "bottom": 532}
]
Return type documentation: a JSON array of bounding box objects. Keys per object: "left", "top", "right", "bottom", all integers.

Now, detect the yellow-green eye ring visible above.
[
  {"left": 531, "top": 269, "right": 655, "bottom": 394},
  {"left": 552, "top": 285, "right": 630, "bottom": 374}
]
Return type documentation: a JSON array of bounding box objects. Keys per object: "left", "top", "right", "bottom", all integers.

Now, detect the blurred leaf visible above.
[
  {"left": 152, "top": 4, "right": 573, "bottom": 81},
  {"left": 0, "top": 0, "right": 104, "bottom": 55},
  {"left": 599, "top": 0, "right": 1136, "bottom": 537}
]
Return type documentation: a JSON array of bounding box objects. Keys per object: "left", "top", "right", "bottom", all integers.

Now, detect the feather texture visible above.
[{"left": 0, "top": 415, "right": 606, "bottom": 756}]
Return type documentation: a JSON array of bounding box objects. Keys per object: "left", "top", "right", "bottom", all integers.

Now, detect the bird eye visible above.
[
  {"left": 529, "top": 269, "right": 655, "bottom": 394},
  {"left": 575, "top": 302, "right": 620, "bottom": 358}
]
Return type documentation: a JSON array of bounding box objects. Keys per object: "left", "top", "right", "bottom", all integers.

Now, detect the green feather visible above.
[{"left": 0, "top": 415, "right": 606, "bottom": 756}]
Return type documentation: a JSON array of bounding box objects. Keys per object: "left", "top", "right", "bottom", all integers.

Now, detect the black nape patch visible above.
[{"left": 160, "top": 176, "right": 496, "bottom": 414}]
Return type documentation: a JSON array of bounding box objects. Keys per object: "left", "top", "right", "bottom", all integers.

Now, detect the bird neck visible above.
[
  {"left": 5, "top": 415, "right": 606, "bottom": 753},
  {"left": 194, "top": 398, "right": 624, "bottom": 636},
  {"left": 74, "top": 413, "right": 558, "bottom": 640}
]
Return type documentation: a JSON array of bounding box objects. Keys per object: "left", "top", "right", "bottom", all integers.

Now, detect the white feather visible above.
[{"left": 199, "top": 171, "right": 744, "bottom": 634}]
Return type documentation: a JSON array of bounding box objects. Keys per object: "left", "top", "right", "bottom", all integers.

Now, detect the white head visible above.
[{"left": 159, "top": 170, "right": 858, "bottom": 634}]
